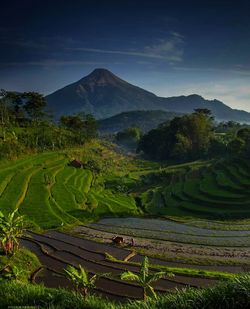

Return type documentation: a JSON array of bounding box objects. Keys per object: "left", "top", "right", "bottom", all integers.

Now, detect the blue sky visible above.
[{"left": 1, "top": 0, "right": 250, "bottom": 111}]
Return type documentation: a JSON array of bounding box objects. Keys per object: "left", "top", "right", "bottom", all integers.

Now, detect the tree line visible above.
[
  {"left": 0, "top": 90, "right": 97, "bottom": 159},
  {"left": 137, "top": 109, "right": 250, "bottom": 162}
]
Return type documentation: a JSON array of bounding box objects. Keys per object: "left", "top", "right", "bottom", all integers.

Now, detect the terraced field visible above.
[
  {"left": 141, "top": 158, "right": 250, "bottom": 219},
  {"left": 82, "top": 217, "right": 250, "bottom": 268},
  {"left": 0, "top": 152, "right": 137, "bottom": 228},
  {"left": 87, "top": 217, "right": 250, "bottom": 246},
  {"left": 21, "top": 230, "right": 239, "bottom": 301},
  {"left": 2, "top": 151, "right": 250, "bottom": 301}
]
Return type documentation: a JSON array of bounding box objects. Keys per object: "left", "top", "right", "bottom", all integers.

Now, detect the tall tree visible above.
[
  {"left": 0, "top": 90, "right": 12, "bottom": 140},
  {"left": 22, "top": 92, "right": 47, "bottom": 122},
  {"left": 138, "top": 109, "right": 214, "bottom": 161},
  {"left": 60, "top": 113, "right": 97, "bottom": 143}
]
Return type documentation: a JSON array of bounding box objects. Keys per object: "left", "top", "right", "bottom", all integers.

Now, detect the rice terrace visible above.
[
  {"left": 0, "top": 139, "right": 250, "bottom": 307},
  {"left": 1, "top": 1, "right": 250, "bottom": 308}
]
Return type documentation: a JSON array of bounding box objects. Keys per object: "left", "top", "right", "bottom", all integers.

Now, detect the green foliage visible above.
[
  {"left": 215, "top": 120, "right": 244, "bottom": 134},
  {"left": 0, "top": 91, "right": 98, "bottom": 159},
  {"left": 138, "top": 109, "right": 214, "bottom": 161},
  {"left": 22, "top": 92, "right": 47, "bottom": 122},
  {"left": 0, "top": 210, "right": 25, "bottom": 255},
  {"left": 228, "top": 137, "right": 245, "bottom": 155},
  {"left": 0, "top": 144, "right": 138, "bottom": 228},
  {"left": 105, "top": 252, "right": 234, "bottom": 280},
  {"left": 140, "top": 157, "right": 250, "bottom": 220},
  {"left": 121, "top": 256, "right": 173, "bottom": 301},
  {"left": 138, "top": 109, "right": 250, "bottom": 162},
  {"left": 208, "top": 136, "right": 227, "bottom": 157},
  {"left": 1, "top": 274, "right": 249, "bottom": 308},
  {"left": 64, "top": 265, "right": 98, "bottom": 298},
  {"left": 1, "top": 90, "right": 47, "bottom": 124},
  {"left": 60, "top": 113, "right": 97, "bottom": 143},
  {"left": 0, "top": 248, "right": 40, "bottom": 282},
  {"left": 116, "top": 127, "right": 142, "bottom": 142}
]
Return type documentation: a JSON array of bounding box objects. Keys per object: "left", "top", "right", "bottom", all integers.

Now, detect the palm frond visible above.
[
  {"left": 89, "top": 274, "right": 98, "bottom": 285},
  {"left": 147, "top": 271, "right": 171, "bottom": 284},
  {"left": 146, "top": 285, "right": 157, "bottom": 299},
  {"left": 140, "top": 256, "right": 149, "bottom": 282},
  {"left": 121, "top": 271, "right": 140, "bottom": 282},
  {"left": 79, "top": 265, "right": 88, "bottom": 283}
]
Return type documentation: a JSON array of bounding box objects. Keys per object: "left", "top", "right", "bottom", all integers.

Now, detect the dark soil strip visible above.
[
  {"left": 29, "top": 230, "right": 244, "bottom": 274},
  {"left": 52, "top": 228, "right": 244, "bottom": 273},
  {"left": 45, "top": 230, "right": 130, "bottom": 260},
  {"left": 42, "top": 231, "right": 244, "bottom": 273},
  {"left": 23, "top": 235, "right": 193, "bottom": 288},
  {"left": 21, "top": 231, "right": 223, "bottom": 300}
]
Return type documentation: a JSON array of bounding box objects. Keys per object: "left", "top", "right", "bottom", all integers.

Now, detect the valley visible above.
[
  {"left": 0, "top": 97, "right": 250, "bottom": 307},
  {"left": 2, "top": 0, "right": 250, "bottom": 307},
  {"left": 1, "top": 140, "right": 250, "bottom": 306}
]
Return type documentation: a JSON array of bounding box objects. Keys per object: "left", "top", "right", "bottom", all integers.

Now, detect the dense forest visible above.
[{"left": 137, "top": 109, "right": 250, "bottom": 161}]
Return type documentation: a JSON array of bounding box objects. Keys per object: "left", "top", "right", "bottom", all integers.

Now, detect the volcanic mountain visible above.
[{"left": 46, "top": 68, "right": 250, "bottom": 122}]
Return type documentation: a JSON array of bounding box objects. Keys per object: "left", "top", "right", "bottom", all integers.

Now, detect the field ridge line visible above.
[{"left": 16, "top": 166, "right": 41, "bottom": 210}]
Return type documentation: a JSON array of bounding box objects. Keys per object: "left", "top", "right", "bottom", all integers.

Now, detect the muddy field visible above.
[{"left": 20, "top": 230, "right": 229, "bottom": 300}]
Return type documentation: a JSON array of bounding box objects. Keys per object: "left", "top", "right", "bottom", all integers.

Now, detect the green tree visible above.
[
  {"left": 237, "top": 128, "right": 250, "bottom": 155},
  {"left": 208, "top": 136, "right": 228, "bottom": 157},
  {"left": 0, "top": 90, "right": 47, "bottom": 125},
  {"left": 116, "top": 127, "right": 142, "bottom": 142},
  {"left": 228, "top": 137, "right": 245, "bottom": 155},
  {"left": 0, "top": 210, "right": 25, "bottom": 256},
  {"left": 121, "top": 256, "right": 173, "bottom": 301},
  {"left": 23, "top": 92, "right": 47, "bottom": 122},
  {"left": 138, "top": 109, "right": 214, "bottom": 161},
  {"left": 237, "top": 127, "right": 250, "bottom": 141},
  {"left": 60, "top": 113, "right": 97, "bottom": 143},
  {"left": 5, "top": 91, "right": 24, "bottom": 122},
  {"left": 172, "top": 133, "right": 192, "bottom": 160},
  {"left": 0, "top": 90, "right": 12, "bottom": 141}
]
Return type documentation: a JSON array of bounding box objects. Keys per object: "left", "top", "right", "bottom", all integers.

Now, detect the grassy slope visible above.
[
  {"left": 1, "top": 139, "right": 250, "bottom": 228},
  {"left": 0, "top": 140, "right": 139, "bottom": 229},
  {"left": 0, "top": 248, "right": 41, "bottom": 282},
  {"left": 0, "top": 275, "right": 249, "bottom": 308},
  {"left": 140, "top": 157, "right": 250, "bottom": 220}
]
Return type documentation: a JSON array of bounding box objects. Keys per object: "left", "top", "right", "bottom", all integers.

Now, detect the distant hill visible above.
[
  {"left": 46, "top": 68, "right": 250, "bottom": 122},
  {"left": 98, "top": 110, "right": 180, "bottom": 134}
]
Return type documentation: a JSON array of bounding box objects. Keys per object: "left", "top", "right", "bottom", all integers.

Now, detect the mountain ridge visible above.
[
  {"left": 98, "top": 110, "right": 180, "bottom": 134},
  {"left": 46, "top": 68, "right": 250, "bottom": 122}
]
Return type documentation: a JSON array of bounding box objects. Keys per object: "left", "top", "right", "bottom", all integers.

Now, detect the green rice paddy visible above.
[
  {"left": 141, "top": 158, "right": 250, "bottom": 220},
  {"left": 0, "top": 151, "right": 137, "bottom": 229}
]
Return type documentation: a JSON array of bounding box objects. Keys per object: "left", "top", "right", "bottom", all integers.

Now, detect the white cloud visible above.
[{"left": 67, "top": 32, "right": 184, "bottom": 63}]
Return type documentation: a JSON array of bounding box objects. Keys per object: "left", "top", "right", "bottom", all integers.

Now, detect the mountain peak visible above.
[
  {"left": 46, "top": 69, "right": 250, "bottom": 122},
  {"left": 79, "top": 68, "right": 123, "bottom": 86},
  {"left": 90, "top": 68, "right": 113, "bottom": 75}
]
